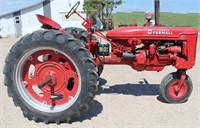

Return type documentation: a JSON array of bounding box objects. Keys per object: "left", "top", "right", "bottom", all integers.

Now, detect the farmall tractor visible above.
[{"left": 3, "top": 0, "right": 198, "bottom": 124}]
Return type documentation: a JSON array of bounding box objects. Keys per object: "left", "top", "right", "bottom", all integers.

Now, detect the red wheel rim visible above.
[
  {"left": 16, "top": 47, "right": 81, "bottom": 112},
  {"left": 168, "top": 80, "right": 188, "bottom": 99}
]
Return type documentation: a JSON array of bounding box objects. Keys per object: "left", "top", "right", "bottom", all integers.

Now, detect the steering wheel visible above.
[{"left": 65, "top": 1, "right": 80, "bottom": 19}]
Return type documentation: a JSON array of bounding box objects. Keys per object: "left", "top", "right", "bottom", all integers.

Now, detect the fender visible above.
[{"left": 36, "top": 14, "right": 61, "bottom": 30}]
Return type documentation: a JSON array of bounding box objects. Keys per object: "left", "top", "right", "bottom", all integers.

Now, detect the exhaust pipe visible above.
[{"left": 154, "top": 0, "right": 160, "bottom": 26}]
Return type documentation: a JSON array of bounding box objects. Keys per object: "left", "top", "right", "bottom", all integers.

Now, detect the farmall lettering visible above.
[{"left": 148, "top": 29, "right": 173, "bottom": 35}]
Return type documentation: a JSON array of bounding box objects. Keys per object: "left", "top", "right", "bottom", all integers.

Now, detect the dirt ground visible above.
[{"left": 0, "top": 35, "right": 199, "bottom": 128}]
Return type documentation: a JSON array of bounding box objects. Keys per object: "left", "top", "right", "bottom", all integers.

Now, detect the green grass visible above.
[{"left": 112, "top": 12, "right": 200, "bottom": 30}]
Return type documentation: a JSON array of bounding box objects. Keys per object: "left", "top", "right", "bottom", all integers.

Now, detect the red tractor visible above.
[{"left": 3, "top": 0, "right": 198, "bottom": 124}]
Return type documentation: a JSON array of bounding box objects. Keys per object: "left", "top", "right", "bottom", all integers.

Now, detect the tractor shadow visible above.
[
  {"left": 97, "top": 78, "right": 165, "bottom": 102},
  {"left": 71, "top": 100, "right": 103, "bottom": 123}
]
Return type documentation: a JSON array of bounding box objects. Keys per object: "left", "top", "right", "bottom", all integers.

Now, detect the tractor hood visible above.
[{"left": 106, "top": 27, "right": 198, "bottom": 40}]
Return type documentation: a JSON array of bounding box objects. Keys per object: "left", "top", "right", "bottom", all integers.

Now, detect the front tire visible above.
[
  {"left": 159, "top": 72, "right": 193, "bottom": 103},
  {"left": 3, "top": 30, "right": 98, "bottom": 124}
]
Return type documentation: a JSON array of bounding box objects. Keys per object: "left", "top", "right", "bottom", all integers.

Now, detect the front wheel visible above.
[
  {"left": 159, "top": 72, "right": 193, "bottom": 103},
  {"left": 3, "top": 30, "right": 98, "bottom": 124}
]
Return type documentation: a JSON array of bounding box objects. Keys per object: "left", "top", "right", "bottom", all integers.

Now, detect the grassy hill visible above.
[{"left": 112, "top": 12, "right": 200, "bottom": 30}]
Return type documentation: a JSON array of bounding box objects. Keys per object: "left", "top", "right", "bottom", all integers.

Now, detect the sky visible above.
[
  {"left": 113, "top": 0, "right": 200, "bottom": 13},
  {"left": 0, "top": 0, "right": 200, "bottom": 16},
  {"left": 0, "top": 0, "right": 42, "bottom": 16}
]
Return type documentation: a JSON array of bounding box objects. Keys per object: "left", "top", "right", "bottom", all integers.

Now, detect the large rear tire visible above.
[
  {"left": 3, "top": 30, "right": 98, "bottom": 124},
  {"left": 64, "top": 27, "right": 104, "bottom": 76}
]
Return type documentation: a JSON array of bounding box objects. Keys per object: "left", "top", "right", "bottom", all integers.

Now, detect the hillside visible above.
[{"left": 112, "top": 12, "right": 200, "bottom": 30}]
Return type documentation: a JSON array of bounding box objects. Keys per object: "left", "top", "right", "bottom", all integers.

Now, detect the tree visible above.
[
  {"left": 83, "top": 0, "right": 122, "bottom": 30},
  {"left": 83, "top": 0, "right": 103, "bottom": 17}
]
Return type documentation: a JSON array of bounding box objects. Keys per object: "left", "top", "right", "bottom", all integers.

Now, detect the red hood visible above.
[{"left": 106, "top": 26, "right": 198, "bottom": 40}]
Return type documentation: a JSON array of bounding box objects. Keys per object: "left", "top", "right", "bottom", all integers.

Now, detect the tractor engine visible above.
[
  {"left": 100, "top": 39, "right": 182, "bottom": 71},
  {"left": 104, "top": 26, "right": 198, "bottom": 71}
]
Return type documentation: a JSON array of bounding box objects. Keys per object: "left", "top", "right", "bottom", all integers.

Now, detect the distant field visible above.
[{"left": 112, "top": 12, "right": 200, "bottom": 30}]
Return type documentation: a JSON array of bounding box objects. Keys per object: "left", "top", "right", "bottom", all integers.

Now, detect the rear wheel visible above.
[
  {"left": 159, "top": 72, "right": 193, "bottom": 103},
  {"left": 3, "top": 30, "right": 98, "bottom": 124},
  {"left": 64, "top": 27, "right": 104, "bottom": 76},
  {"left": 64, "top": 27, "right": 88, "bottom": 43}
]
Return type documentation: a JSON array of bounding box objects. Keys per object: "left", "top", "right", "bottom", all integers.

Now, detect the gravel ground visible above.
[{"left": 0, "top": 35, "right": 199, "bottom": 128}]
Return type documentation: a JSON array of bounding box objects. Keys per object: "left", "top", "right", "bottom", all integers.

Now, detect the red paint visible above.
[
  {"left": 149, "top": 44, "right": 156, "bottom": 55},
  {"left": 104, "top": 26, "right": 198, "bottom": 70},
  {"left": 136, "top": 50, "right": 147, "bottom": 64},
  {"left": 35, "top": 1, "right": 199, "bottom": 94},
  {"left": 24, "top": 0, "right": 200, "bottom": 107},
  {"left": 168, "top": 80, "right": 188, "bottom": 99},
  {"left": 106, "top": 27, "right": 198, "bottom": 40},
  {"left": 36, "top": 14, "right": 61, "bottom": 30},
  {"left": 23, "top": 50, "right": 79, "bottom": 105},
  {"left": 177, "top": 73, "right": 186, "bottom": 91}
]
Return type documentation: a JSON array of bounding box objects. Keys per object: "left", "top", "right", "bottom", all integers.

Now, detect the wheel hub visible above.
[
  {"left": 35, "top": 62, "right": 68, "bottom": 93},
  {"left": 46, "top": 71, "right": 57, "bottom": 86},
  {"left": 168, "top": 81, "right": 188, "bottom": 99},
  {"left": 20, "top": 49, "right": 80, "bottom": 107}
]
